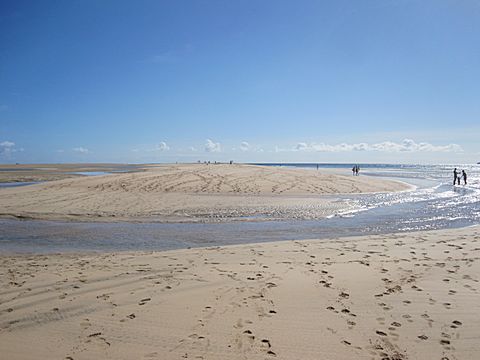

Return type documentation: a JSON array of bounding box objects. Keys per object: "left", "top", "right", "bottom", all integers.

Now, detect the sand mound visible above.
[{"left": 0, "top": 164, "right": 409, "bottom": 222}]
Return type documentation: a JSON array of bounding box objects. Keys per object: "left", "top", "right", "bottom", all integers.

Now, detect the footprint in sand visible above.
[
  {"left": 243, "top": 329, "right": 255, "bottom": 340},
  {"left": 319, "top": 280, "right": 332, "bottom": 288},
  {"left": 440, "top": 332, "right": 452, "bottom": 347},
  {"left": 139, "top": 298, "right": 151, "bottom": 305},
  {"left": 261, "top": 339, "right": 271, "bottom": 348}
]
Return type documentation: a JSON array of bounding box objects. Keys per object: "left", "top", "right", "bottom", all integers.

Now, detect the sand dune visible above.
[
  {"left": 0, "top": 164, "right": 409, "bottom": 222},
  {"left": 1, "top": 226, "right": 479, "bottom": 359}
]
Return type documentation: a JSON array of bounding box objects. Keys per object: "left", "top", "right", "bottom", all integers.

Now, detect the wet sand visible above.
[
  {"left": 0, "top": 163, "right": 409, "bottom": 222},
  {"left": 1, "top": 226, "right": 479, "bottom": 359},
  {"left": 0, "top": 163, "right": 141, "bottom": 183}
]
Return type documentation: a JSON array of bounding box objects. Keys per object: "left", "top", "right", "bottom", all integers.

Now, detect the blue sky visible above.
[{"left": 1, "top": 0, "right": 479, "bottom": 164}]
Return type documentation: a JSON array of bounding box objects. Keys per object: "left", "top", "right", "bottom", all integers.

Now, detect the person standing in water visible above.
[
  {"left": 453, "top": 168, "right": 458, "bottom": 185},
  {"left": 462, "top": 170, "right": 467, "bottom": 185}
]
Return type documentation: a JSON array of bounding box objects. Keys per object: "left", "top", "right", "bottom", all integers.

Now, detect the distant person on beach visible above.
[
  {"left": 453, "top": 168, "right": 458, "bottom": 185},
  {"left": 352, "top": 166, "right": 356, "bottom": 176},
  {"left": 355, "top": 165, "right": 360, "bottom": 176},
  {"left": 462, "top": 170, "right": 467, "bottom": 185}
]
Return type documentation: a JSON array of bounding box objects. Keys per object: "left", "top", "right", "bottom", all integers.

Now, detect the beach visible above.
[
  {"left": 0, "top": 164, "right": 409, "bottom": 222},
  {"left": 1, "top": 164, "right": 478, "bottom": 360},
  {"left": 1, "top": 226, "right": 479, "bottom": 359}
]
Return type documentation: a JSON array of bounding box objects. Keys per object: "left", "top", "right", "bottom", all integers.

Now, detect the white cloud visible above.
[
  {"left": 240, "top": 141, "right": 250, "bottom": 152},
  {"left": 295, "top": 142, "right": 308, "bottom": 151},
  {"left": 1, "top": 141, "right": 15, "bottom": 148},
  {"left": 188, "top": 146, "right": 198, "bottom": 152},
  {"left": 156, "top": 141, "right": 170, "bottom": 151},
  {"left": 205, "top": 139, "right": 221, "bottom": 152},
  {"left": 238, "top": 141, "right": 265, "bottom": 153},
  {"left": 73, "top": 147, "right": 89, "bottom": 154},
  {"left": 0, "top": 140, "right": 22, "bottom": 156},
  {"left": 283, "top": 139, "right": 463, "bottom": 153},
  {"left": 275, "top": 139, "right": 463, "bottom": 152}
]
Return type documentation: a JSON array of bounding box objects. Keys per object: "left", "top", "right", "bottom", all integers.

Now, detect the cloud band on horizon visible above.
[{"left": 277, "top": 139, "right": 463, "bottom": 153}]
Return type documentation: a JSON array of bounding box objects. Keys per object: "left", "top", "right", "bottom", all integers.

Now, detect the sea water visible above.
[{"left": 0, "top": 164, "right": 478, "bottom": 253}]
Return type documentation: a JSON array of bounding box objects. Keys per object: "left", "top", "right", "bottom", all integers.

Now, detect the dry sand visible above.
[
  {"left": 0, "top": 164, "right": 409, "bottom": 222},
  {"left": 1, "top": 226, "right": 479, "bottom": 359}
]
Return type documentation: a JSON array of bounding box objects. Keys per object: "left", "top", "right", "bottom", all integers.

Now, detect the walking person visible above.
[
  {"left": 453, "top": 168, "right": 458, "bottom": 185},
  {"left": 462, "top": 170, "right": 467, "bottom": 185},
  {"left": 352, "top": 165, "right": 356, "bottom": 176},
  {"left": 355, "top": 165, "right": 360, "bottom": 176}
]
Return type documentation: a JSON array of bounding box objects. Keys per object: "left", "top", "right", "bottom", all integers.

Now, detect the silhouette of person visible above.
[
  {"left": 453, "top": 168, "right": 458, "bottom": 185},
  {"left": 462, "top": 170, "right": 467, "bottom": 185},
  {"left": 355, "top": 165, "right": 359, "bottom": 176},
  {"left": 352, "top": 166, "right": 356, "bottom": 176}
]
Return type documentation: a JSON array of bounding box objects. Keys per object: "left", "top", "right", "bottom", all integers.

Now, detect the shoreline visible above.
[{"left": 1, "top": 226, "right": 479, "bottom": 359}]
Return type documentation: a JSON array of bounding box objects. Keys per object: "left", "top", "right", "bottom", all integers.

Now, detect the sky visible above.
[{"left": 1, "top": 0, "right": 479, "bottom": 164}]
